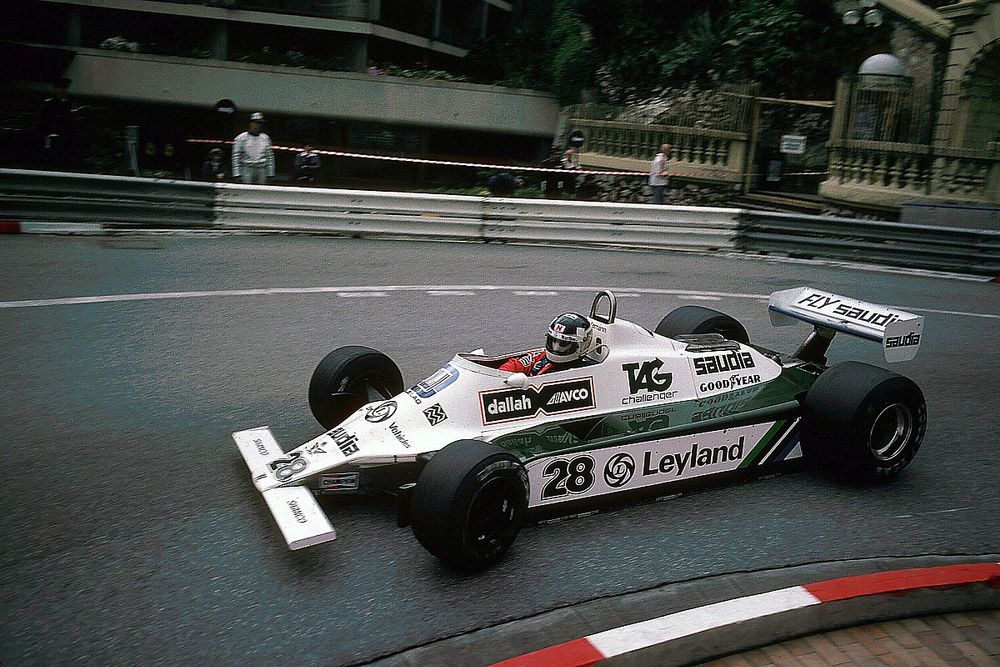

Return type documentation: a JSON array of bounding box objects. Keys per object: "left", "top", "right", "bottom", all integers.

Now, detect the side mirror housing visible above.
[{"left": 504, "top": 372, "right": 529, "bottom": 388}]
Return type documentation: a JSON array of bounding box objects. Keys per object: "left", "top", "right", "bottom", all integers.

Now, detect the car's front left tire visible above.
[
  {"left": 410, "top": 440, "right": 528, "bottom": 572},
  {"left": 308, "top": 346, "right": 403, "bottom": 429}
]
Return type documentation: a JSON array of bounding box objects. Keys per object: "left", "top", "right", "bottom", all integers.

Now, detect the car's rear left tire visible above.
[
  {"left": 654, "top": 305, "right": 749, "bottom": 344},
  {"left": 410, "top": 440, "right": 528, "bottom": 572},
  {"left": 308, "top": 346, "right": 403, "bottom": 429},
  {"left": 801, "top": 361, "right": 926, "bottom": 483}
]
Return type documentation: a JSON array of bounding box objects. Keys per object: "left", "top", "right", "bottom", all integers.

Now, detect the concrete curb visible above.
[{"left": 370, "top": 555, "right": 1000, "bottom": 667}]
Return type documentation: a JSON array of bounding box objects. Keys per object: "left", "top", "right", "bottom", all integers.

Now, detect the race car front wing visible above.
[{"left": 234, "top": 427, "right": 337, "bottom": 550}]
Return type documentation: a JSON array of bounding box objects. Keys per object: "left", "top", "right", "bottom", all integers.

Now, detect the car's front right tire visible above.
[{"left": 410, "top": 440, "right": 528, "bottom": 572}]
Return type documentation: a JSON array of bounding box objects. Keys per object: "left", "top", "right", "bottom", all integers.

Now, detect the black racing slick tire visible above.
[
  {"left": 801, "top": 361, "right": 926, "bottom": 483},
  {"left": 410, "top": 440, "right": 529, "bottom": 572},
  {"left": 308, "top": 346, "right": 404, "bottom": 430},
  {"left": 654, "top": 305, "right": 750, "bottom": 344}
]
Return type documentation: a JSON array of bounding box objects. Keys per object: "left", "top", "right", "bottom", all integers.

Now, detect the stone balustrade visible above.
[
  {"left": 571, "top": 119, "right": 749, "bottom": 183},
  {"left": 822, "top": 140, "right": 999, "bottom": 210}
]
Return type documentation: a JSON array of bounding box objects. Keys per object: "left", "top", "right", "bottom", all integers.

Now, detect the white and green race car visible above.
[{"left": 234, "top": 287, "right": 926, "bottom": 571}]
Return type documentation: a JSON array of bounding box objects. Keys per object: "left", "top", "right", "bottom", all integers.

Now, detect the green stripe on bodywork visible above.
[
  {"left": 494, "top": 364, "right": 819, "bottom": 461},
  {"left": 738, "top": 419, "right": 787, "bottom": 469}
]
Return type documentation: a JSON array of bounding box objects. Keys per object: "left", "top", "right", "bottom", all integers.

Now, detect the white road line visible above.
[
  {"left": 910, "top": 306, "right": 998, "bottom": 319},
  {"left": 337, "top": 291, "right": 387, "bottom": 298},
  {"left": 892, "top": 506, "right": 973, "bottom": 519},
  {"left": 0, "top": 285, "right": 995, "bottom": 320},
  {"left": 427, "top": 290, "right": 476, "bottom": 296}
]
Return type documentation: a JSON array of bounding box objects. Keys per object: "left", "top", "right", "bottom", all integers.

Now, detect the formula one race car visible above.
[{"left": 234, "top": 288, "right": 926, "bottom": 571}]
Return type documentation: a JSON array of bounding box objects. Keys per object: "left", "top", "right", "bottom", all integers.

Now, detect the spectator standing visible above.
[
  {"left": 649, "top": 143, "right": 671, "bottom": 204},
  {"left": 540, "top": 149, "right": 561, "bottom": 198},
  {"left": 201, "top": 147, "right": 227, "bottom": 181},
  {"left": 293, "top": 144, "right": 321, "bottom": 184},
  {"left": 39, "top": 77, "right": 74, "bottom": 169},
  {"left": 560, "top": 147, "right": 579, "bottom": 196},
  {"left": 232, "top": 112, "right": 274, "bottom": 184}
]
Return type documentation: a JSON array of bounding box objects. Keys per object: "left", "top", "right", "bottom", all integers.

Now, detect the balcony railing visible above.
[{"left": 145, "top": 0, "right": 372, "bottom": 21}]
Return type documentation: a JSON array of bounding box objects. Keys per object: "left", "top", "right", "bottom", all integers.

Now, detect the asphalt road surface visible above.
[{"left": 1, "top": 235, "right": 997, "bottom": 665}]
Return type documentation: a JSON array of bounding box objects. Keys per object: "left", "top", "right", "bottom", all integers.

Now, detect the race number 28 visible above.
[{"left": 541, "top": 455, "right": 595, "bottom": 499}]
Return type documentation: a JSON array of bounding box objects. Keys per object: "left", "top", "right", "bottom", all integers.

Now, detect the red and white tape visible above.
[
  {"left": 491, "top": 562, "right": 1000, "bottom": 667},
  {"left": 186, "top": 139, "right": 830, "bottom": 179}
]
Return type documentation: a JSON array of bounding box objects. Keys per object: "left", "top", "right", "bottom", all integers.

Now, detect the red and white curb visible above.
[{"left": 491, "top": 562, "right": 1000, "bottom": 667}]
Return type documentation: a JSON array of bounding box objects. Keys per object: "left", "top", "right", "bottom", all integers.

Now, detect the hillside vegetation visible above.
[{"left": 467, "top": 0, "right": 890, "bottom": 103}]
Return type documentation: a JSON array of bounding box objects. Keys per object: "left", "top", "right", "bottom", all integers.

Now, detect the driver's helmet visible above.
[{"left": 545, "top": 312, "right": 593, "bottom": 363}]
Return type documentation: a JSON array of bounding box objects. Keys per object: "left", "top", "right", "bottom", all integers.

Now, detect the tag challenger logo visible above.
[
  {"left": 693, "top": 351, "right": 755, "bottom": 375},
  {"left": 797, "top": 293, "right": 901, "bottom": 327},
  {"left": 885, "top": 332, "right": 920, "bottom": 348},
  {"left": 365, "top": 400, "right": 397, "bottom": 423},
  {"left": 621, "top": 358, "right": 676, "bottom": 405},
  {"left": 603, "top": 452, "right": 635, "bottom": 488},
  {"left": 480, "top": 377, "right": 595, "bottom": 425}
]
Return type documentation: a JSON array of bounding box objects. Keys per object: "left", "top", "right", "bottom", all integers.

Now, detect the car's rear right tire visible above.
[
  {"left": 410, "top": 440, "right": 528, "bottom": 572},
  {"left": 801, "top": 361, "right": 926, "bottom": 483},
  {"left": 654, "top": 305, "right": 750, "bottom": 344}
]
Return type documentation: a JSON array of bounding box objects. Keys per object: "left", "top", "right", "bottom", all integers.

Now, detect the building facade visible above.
[{"left": 1, "top": 0, "right": 559, "bottom": 183}]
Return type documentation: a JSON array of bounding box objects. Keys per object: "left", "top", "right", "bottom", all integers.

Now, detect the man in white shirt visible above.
[
  {"left": 649, "top": 143, "right": 671, "bottom": 204},
  {"left": 232, "top": 112, "right": 274, "bottom": 184}
]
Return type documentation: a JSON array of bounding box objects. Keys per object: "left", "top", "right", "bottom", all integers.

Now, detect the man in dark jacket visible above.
[
  {"left": 39, "top": 77, "right": 74, "bottom": 168},
  {"left": 201, "top": 148, "right": 227, "bottom": 181},
  {"left": 293, "top": 144, "right": 321, "bottom": 184}
]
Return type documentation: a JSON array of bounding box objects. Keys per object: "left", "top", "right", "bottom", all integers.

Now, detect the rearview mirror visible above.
[{"left": 504, "top": 373, "right": 529, "bottom": 388}]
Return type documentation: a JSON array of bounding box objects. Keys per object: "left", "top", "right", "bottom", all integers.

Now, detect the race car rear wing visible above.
[
  {"left": 234, "top": 427, "right": 336, "bottom": 550},
  {"left": 768, "top": 287, "right": 923, "bottom": 362}
]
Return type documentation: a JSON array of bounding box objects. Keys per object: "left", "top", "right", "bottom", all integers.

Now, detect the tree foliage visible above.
[{"left": 469, "top": 0, "right": 889, "bottom": 103}]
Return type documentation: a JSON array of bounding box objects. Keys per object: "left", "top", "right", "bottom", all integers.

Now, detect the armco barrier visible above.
[
  {"left": 0, "top": 169, "right": 215, "bottom": 229},
  {"left": 3, "top": 169, "right": 999, "bottom": 276},
  {"left": 741, "top": 210, "right": 1000, "bottom": 276},
  {"left": 213, "top": 183, "right": 740, "bottom": 251}
]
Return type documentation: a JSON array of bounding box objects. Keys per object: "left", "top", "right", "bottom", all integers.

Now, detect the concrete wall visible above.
[{"left": 63, "top": 49, "right": 559, "bottom": 137}]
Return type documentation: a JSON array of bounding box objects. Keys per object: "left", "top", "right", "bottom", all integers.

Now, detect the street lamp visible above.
[{"left": 842, "top": 1, "right": 883, "bottom": 27}]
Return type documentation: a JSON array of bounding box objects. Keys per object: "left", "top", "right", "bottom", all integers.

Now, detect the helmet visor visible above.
[{"left": 546, "top": 336, "right": 579, "bottom": 357}]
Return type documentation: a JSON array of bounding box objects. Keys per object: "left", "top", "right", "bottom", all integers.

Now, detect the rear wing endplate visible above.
[
  {"left": 234, "top": 427, "right": 336, "bottom": 550},
  {"left": 768, "top": 287, "right": 923, "bottom": 362}
]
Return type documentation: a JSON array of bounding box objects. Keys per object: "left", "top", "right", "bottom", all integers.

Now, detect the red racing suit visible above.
[{"left": 499, "top": 350, "right": 559, "bottom": 376}]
